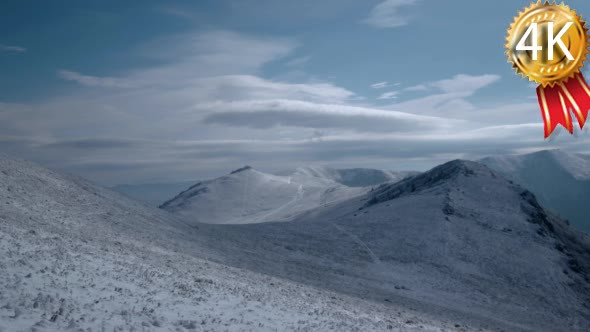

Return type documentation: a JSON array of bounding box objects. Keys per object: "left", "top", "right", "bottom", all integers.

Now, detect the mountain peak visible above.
[
  {"left": 433, "top": 159, "right": 486, "bottom": 173},
  {"left": 230, "top": 165, "right": 253, "bottom": 174},
  {"left": 365, "top": 160, "right": 495, "bottom": 207}
]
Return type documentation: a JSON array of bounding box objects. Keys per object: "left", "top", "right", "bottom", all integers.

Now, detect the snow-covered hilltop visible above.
[
  {"left": 160, "top": 165, "right": 372, "bottom": 224},
  {"left": 481, "top": 149, "right": 590, "bottom": 233},
  {"left": 0, "top": 157, "right": 465, "bottom": 331}
]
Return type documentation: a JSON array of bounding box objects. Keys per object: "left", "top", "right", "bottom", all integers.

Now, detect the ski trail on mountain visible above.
[{"left": 331, "top": 223, "right": 381, "bottom": 265}]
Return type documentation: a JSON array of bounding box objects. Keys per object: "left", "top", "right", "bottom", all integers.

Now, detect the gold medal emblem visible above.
[{"left": 506, "top": 1, "right": 590, "bottom": 87}]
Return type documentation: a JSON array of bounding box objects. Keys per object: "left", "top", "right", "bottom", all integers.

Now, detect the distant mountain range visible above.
[{"left": 153, "top": 150, "right": 590, "bottom": 236}]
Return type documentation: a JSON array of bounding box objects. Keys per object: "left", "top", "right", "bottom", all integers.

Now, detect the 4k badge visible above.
[{"left": 506, "top": 1, "right": 590, "bottom": 138}]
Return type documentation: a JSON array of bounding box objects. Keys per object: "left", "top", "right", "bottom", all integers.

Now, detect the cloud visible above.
[
  {"left": 57, "top": 30, "right": 300, "bottom": 90},
  {"left": 0, "top": 44, "right": 26, "bottom": 53},
  {"left": 430, "top": 74, "right": 500, "bottom": 94},
  {"left": 57, "top": 31, "right": 298, "bottom": 90},
  {"left": 191, "top": 75, "right": 356, "bottom": 103},
  {"left": 137, "top": 31, "right": 296, "bottom": 80},
  {"left": 397, "top": 74, "right": 500, "bottom": 97},
  {"left": 386, "top": 74, "right": 502, "bottom": 116},
  {"left": 0, "top": 67, "right": 537, "bottom": 185},
  {"left": 378, "top": 91, "right": 399, "bottom": 100},
  {"left": 58, "top": 70, "right": 140, "bottom": 88},
  {"left": 404, "top": 84, "right": 428, "bottom": 92},
  {"left": 201, "top": 99, "right": 461, "bottom": 132},
  {"left": 371, "top": 81, "right": 389, "bottom": 89},
  {"left": 0, "top": 29, "right": 564, "bottom": 185},
  {"left": 362, "top": 0, "right": 419, "bottom": 28},
  {"left": 43, "top": 138, "right": 146, "bottom": 150},
  {"left": 1, "top": 31, "right": 354, "bottom": 142},
  {"left": 285, "top": 56, "right": 311, "bottom": 67},
  {"left": 2, "top": 120, "right": 576, "bottom": 185}
]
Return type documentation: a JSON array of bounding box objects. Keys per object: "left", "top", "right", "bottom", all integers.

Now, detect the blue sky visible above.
[{"left": 3, "top": 0, "right": 590, "bottom": 184}]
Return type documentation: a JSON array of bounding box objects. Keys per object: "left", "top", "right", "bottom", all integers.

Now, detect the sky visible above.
[{"left": 3, "top": 0, "right": 590, "bottom": 185}]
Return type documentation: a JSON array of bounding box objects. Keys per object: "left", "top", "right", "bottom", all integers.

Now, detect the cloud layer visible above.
[
  {"left": 201, "top": 99, "right": 460, "bottom": 132},
  {"left": 0, "top": 29, "right": 577, "bottom": 185}
]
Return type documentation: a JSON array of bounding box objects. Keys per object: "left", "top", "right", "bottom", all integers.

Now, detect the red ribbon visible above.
[{"left": 536, "top": 73, "right": 590, "bottom": 138}]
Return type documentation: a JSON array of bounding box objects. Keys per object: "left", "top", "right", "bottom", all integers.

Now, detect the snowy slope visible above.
[
  {"left": 160, "top": 166, "right": 367, "bottom": 224},
  {"left": 193, "top": 160, "right": 590, "bottom": 332},
  {"left": 481, "top": 149, "right": 590, "bottom": 233},
  {"left": 0, "top": 156, "right": 467, "bottom": 331}
]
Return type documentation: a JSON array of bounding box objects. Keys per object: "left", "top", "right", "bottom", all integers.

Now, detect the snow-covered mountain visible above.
[
  {"left": 113, "top": 167, "right": 412, "bottom": 209},
  {"left": 193, "top": 160, "right": 590, "bottom": 331},
  {"left": 0, "top": 156, "right": 462, "bottom": 331},
  {"left": 2, "top": 155, "right": 589, "bottom": 331},
  {"left": 160, "top": 166, "right": 369, "bottom": 224},
  {"left": 481, "top": 149, "right": 590, "bottom": 233}
]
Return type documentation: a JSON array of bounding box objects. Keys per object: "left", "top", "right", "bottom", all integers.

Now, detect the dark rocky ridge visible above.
[{"left": 366, "top": 160, "right": 488, "bottom": 207}]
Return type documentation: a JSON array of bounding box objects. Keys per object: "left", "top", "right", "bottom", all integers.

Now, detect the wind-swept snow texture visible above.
[
  {"left": 481, "top": 149, "right": 590, "bottom": 233},
  {"left": 0, "top": 157, "right": 476, "bottom": 331}
]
